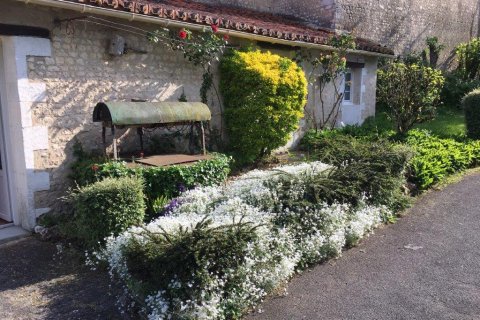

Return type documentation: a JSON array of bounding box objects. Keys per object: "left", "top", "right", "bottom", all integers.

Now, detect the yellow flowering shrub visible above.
[{"left": 220, "top": 50, "right": 307, "bottom": 165}]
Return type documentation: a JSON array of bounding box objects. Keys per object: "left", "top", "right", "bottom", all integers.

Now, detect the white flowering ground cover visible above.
[{"left": 92, "top": 162, "right": 393, "bottom": 319}]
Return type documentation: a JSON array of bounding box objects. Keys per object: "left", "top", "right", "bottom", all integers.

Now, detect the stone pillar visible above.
[{"left": 0, "top": 36, "right": 51, "bottom": 230}]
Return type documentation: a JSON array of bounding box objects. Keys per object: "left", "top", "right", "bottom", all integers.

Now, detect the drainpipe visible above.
[{"left": 18, "top": 0, "right": 394, "bottom": 58}]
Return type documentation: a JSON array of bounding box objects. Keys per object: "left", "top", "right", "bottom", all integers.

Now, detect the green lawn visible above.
[
  {"left": 373, "top": 107, "right": 466, "bottom": 139},
  {"left": 415, "top": 107, "right": 465, "bottom": 138}
]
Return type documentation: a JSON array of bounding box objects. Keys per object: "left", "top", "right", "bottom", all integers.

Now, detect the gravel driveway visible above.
[{"left": 0, "top": 238, "right": 124, "bottom": 319}]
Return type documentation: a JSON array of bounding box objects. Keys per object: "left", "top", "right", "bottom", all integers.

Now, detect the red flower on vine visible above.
[
  {"left": 211, "top": 24, "right": 219, "bottom": 33},
  {"left": 223, "top": 34, "right": 229, "bottom": 41},
  {"left": 179, "top": 29, "right": 187, "bottom": 39},
  {"left": 91, "top": 164, "right": 99, "bottom": 172}
]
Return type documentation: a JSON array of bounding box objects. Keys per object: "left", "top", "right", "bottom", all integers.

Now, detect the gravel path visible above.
[
  {"left": 247, "top": 172, "right": 480, "bottom": 320},
  {"left": 0, "top": 238, "right": 124, "bottom": 319}
]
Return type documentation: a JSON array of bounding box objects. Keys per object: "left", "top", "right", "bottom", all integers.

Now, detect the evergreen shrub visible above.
[
  {"left": 377, "top": 62, "right": 444, "bottom": 134},
  {"left": 220, "top": 50, "right": 307, "bottom": 165},
  {"left": 456, "top": 38, "right": 480, "bottom": 81},
  {"left": 441, "top": 73, "right": 480, "bottom": 108},
  {"left": 299, "top": 130, "right": 412, "bottom": 211},
  {"left": 71, "top": 176, "right": 145, "bottom": 247},
  {"left": 462, "top": 88, "right": 480, "bottom": 139}
]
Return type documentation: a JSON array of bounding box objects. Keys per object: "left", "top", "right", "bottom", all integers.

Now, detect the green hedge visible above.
[
  {"left": 74, "top": 153, "right": 232, "bottom": 215},
  {"left": 463, "top": 88, "right": 480, "bottom": 139},
  {"left": 71, "top": 176, "right": 145, "bottom": 248}
]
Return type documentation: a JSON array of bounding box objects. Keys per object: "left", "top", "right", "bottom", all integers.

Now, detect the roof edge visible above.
[{"left": 16, "top": 0, "right": 395, "bottom": 57}]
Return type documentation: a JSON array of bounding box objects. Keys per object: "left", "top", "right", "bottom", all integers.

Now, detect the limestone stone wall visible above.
[
  {"left": 198, "top": 0, "right": 480, "bottom": 67},
  {"left": 194, "top": 0, "right": 336, "bottom": 28},
  {"left": 335, "top": 0, "right": 480, "bottom": 68},
  {"left": 2, "top": 2, "right": 206, "bottom": 213}
]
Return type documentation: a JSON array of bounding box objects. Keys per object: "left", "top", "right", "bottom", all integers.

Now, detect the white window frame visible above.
[{"left": 342, "top": 69, "right": 353, "bottom": 105}]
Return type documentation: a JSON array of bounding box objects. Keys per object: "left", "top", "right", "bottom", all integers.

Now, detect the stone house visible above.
[{"left": 0, "top": 0, "right": 401, "bottom": 232}]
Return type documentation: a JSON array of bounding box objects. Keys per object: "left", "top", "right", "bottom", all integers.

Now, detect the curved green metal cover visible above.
[{"left": 93, "top": 101, "right": 211, "bottom": 125}]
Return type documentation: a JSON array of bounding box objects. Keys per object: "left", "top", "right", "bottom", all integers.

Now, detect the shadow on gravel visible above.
[{"left": 0, "top": 237, "right": 125, "bottom": 320}]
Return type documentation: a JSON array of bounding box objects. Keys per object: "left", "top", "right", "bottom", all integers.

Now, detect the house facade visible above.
[{"left": 1, "top": 0, "right": 393, "bottom": 231}]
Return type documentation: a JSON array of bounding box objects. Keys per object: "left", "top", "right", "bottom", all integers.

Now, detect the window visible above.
[
  {"left": 343, "top": 70, "right": 352, "bottom": 102},
  {"left": 343, "top": 66, "right": 363, "bottom": 105}
]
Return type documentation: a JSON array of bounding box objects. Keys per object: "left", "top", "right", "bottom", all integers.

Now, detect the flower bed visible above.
[{"left": 92, "top": 162, "right": 393, "bottom": 319}]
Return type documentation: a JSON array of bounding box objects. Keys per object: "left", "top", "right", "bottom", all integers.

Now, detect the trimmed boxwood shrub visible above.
[
  {"left": 74, "top": 153, "right": 232, "bottom": 215},
  {"left": 71, "top": 176, "right": 145, "bottom": 247},
  {"left": 463, "top": 88, "right": 480, "bottom": 139},
  {"left": 220, "top": 49, "right": 307, "bottom": 165}
]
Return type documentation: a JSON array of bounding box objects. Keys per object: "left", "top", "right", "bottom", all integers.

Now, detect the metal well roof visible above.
[{"left": 93, "top": 101, "right": 211, "bottom": 125}]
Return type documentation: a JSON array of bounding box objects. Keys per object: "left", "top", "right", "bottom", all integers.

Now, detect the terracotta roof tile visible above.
[{"left": 68, "top": 0, "right": 394, "bottom": 55}]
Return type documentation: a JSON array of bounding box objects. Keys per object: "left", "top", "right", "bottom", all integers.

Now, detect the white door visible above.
[
  {"left": 0, "top": 98, "right": 11, "bottom": 222},
  {"left": 341, "top": 104, "right": 363, "bottom": 126}
]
